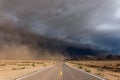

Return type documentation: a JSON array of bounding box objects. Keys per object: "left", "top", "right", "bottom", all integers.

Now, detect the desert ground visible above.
[
  {"left": 0, "top": 60, "right": 120, "bottom": 80},
  {"left": 68, "top": 61, "right": 120, "bottom": 80},
  {"left": 0, "top": 60, "right": 55, "bottom": 80}
]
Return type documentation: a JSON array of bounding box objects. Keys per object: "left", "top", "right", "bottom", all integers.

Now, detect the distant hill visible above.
[{"left": 65, "top": 55, "right": 120, "bottom": 61}]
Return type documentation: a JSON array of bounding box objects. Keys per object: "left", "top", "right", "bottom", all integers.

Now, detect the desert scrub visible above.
[
  {"left": 84, "top": 68, "right": 91, "bottom": 73},
  {"left": 12, "top": 67, "right": 26, "bottom": 70},
  {"left": 95, "top": 73, "right": 104, "bottom": 76},
  {"left": 0, "top": 64, "right": 6, "bottom": 66},
  {"left": 102, "top": 65, "right": 109, "bottom": 69},
  {"left": 78, "top": 66, "right": 83, "bottom": 69},
  {"left": 17, "top": 64, "right": 30, "bottom": 66},
  {"left": 36, "top": 62, "right": 44, "bottom": 64},
  {"left": 53, "top": 63, "right": 56, "bottom": 65},
  {"left": 31, "top": 63, "right": 36, "bottom": 67}
]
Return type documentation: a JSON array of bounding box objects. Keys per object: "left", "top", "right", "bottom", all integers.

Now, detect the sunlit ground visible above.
[
  {"left": 68, "top": 61, "right": 120, "bottom": 80},
  {"left": 0, "top": 60, "right": 55, "bottom": 80}
]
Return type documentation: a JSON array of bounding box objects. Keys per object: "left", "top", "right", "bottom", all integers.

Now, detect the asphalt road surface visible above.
[{"left": 16, "top": 63, "right": 105, "bottom": 80}]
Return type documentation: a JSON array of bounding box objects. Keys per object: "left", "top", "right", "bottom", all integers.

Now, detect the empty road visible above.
[{"left": 16, "top": 62, "right": 105, "bottom": 80}]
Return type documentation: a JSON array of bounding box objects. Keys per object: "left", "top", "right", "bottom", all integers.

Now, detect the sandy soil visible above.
[
  {"left": 68, "top": 61, "right": 120, "bottom": 80},
  {"left": 0, "top": 60, "right": 55, "bottom": 80}
]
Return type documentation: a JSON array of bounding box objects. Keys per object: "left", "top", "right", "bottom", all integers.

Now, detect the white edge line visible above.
[
  {"left": 66, "top": 63, "right": 106, "bottom": 80},
  {"left": 16, "top": 65, "right": 55, "bottom": 80}
]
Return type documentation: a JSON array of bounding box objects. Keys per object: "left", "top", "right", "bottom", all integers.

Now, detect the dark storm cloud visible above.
[{"left": 0, "top": 0, "right": 120, "bottom": 53}]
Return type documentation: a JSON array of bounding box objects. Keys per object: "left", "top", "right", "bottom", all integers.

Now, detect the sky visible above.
[{"left": 0, "top": 0, "right": 120, "bottom": 54}]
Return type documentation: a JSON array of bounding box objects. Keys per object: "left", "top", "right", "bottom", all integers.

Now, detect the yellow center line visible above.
[
  {"left": 60, "top": 64, "right": 63, "bottom": 80},
  {"left": 60, "top": 70, "right": 63, "bottom": 76}
]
